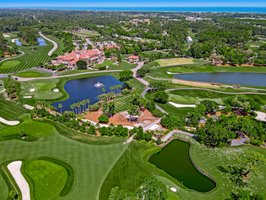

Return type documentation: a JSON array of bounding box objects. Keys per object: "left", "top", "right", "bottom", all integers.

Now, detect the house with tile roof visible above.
[{"left": 52, "top": 49, "right": 104, "bottom": 70}]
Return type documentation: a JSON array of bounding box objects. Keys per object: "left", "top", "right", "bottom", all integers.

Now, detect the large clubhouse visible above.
[{"left": 52, "top": 49, "right": 105, "bottom": 70}]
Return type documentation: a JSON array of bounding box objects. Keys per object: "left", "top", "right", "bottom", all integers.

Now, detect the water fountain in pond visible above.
[{"left": 94, "top": 81, "right": 104, "bottom": 88}]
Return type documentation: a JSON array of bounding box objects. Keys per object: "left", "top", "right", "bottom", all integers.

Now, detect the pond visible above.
[
  {"left": 37, "top": 37, "right": 46, "bottom": 46},
  {"left": 52, "top": 76, "right": 124, "bottom": 112},
  {"left": 15, "top": 39, "right": 22, "bottom": 46},
  {"left": 174, "top": 72, "right": 266, "bottom": 87},
  {"left": 149, "top": 139, "right": 216, "bottom": 192}
]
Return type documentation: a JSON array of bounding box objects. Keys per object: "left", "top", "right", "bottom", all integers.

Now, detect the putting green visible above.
[
  {"left": 0, "top": 61, "right": 21, "bottom": 69},
  {"left": 23, "top": 159, "right": 68, "bottom": 200}
]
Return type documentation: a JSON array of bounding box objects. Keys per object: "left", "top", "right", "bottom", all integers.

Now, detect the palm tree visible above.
[
  {"left": 86, "top": 99, "right": 90, "bottom": 110},
  {"left": 58, "top": 103, "right": 63, "bottom": 114},
  {"left": 70, "top": 104, "right": 75, "bottom": 114},
  {"left": 101, "top": 87, "right": 106, "bottom": 93}
]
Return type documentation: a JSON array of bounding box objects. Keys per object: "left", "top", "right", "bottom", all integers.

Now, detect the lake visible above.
[
  {"left": 37, "top": 37, "right": 47, "bottom": 46},
  {"left": 149, "top": 139, "right": 216, "bottom": 192},
  {"left": 174, "top": 72, "right": 266, "bottom": 87},
  {"left": 52, "top": 76, "right": 124, "bottom": 112}
]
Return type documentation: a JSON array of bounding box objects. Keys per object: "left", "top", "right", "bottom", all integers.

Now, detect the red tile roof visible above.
[
  {"left": 57, "top": 49, "right": 103, "bottom": 65},
  {"left": 128, "top": 55, "right": 139, "bottom": 60}
]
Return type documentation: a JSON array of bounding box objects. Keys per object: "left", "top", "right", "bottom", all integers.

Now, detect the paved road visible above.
[
  {"left": 15, "top": 69, "right": 123, "bottom": 82},
  {"left": 132, "top": 62, "right": 168, "bottom": 114},
  {"left": 162, "top": 129, "right": 195, "bottom": 142},
  {"left": 39, "top": 32, "right": 58, "bottom": 56},
  {"left": 0, "top": 50, "right": 25, "bottom": 64}
]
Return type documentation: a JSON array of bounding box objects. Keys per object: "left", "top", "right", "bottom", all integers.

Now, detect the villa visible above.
[
  {"left": 128, "top": 55, "right": 140, "bottom": 63},
  {"left": 95, "top": 41, "right": 120, "bottom": 51},
  {"left": 52, "top": 49, "right": 105, "bottom": 70}
]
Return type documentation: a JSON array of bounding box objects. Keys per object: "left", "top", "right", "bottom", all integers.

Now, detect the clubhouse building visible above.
[{"left": 52, "top": 49, "right": 105, "bottom": 70}]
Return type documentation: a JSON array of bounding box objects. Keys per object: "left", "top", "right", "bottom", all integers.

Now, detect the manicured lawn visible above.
[
  {"left": 168, "top": 89, "right": 266, "bottom": 104},
  {"left": 156, "top": 58, "right": 194, "bottom": 67},
  {"left": 0, "top": 34, "right": 64, "bottom": 74},
  {"left": 23, "top": 159, "right": 68, "bottom": 200},
  {"left": 147, "top": 64, "right": 266, "bottom": 80},
  {"left": 0, "top": 96, "right": 28, "bottom": 120},
  {"left": 20, "top": 79, "right": 64, "bottom": 100},
  {"left": 0, "top": 120, "right": 127, "bottom": 200},
  {"left": 0, "top": 118, "right": 56, "bottom": 138},
  {"left": 16, "top": 70, "right": 52, "bottom": 78},
  {"left": 0, "top": 60, "right": 21, "bottom": 70}
]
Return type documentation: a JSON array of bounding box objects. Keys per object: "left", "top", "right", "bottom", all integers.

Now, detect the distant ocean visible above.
[{"left": 32, "top": 7, "right": 266, "bottom": 13}]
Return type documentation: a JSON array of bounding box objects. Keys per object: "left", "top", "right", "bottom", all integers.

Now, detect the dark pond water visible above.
[
  {"left": 52, "top": 76, "right": 124, "bottom": 112},
  {"left": 149, "top": 139, "right": 216, "bottom": 192},
  {"left": 37, "top": 37, "right": 47, "bottom": 46},
  {"left": 174, "top": 72, "right": 266, "bottom": 87}
]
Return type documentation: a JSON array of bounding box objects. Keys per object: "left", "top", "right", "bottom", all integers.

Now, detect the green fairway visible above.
[
  {"left": 20, "top": 79, "right": 64, "bottom": 100},
  {"left": 168, "top": 89, "right": 266, "bottom": 104},
  {"left": 16, "top": 70, "right": 52, "bottom": 78},
  {"left": 0, "top": 96, "right": 28, "bottom": 120},
  {"left": 147, "top": 64, "right": 266, "bottom": 80},
  {"left": 0, "top": 61, "right": 21, "bottom": 70},
  {"left": 0, "top": 34, "right": 64, "bottom": 74},
  {"left": 0, "top": 120, "right": 127, "bottom": 200},
  {"left": 23, "top": 159, "right": 68, "bottom": 200},
  {"left": 0, "top": 117, "right": 56, "bottom": 138}
]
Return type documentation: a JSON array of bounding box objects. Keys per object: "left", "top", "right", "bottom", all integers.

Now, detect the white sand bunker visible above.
[
  {"left": 23, "top": 96, "right": 32, "bottom": 99},
  {"left": 29, "top": 88, "right": 36, "bottom": 92},
  {"left": 53, "top": 88, "right": 59, "bottom": 92},
  {"left": 169, "top": 102, "right": 196, "bottom": 108},
  {"left": 0, "top": 117, "right": 20, "bottom": 126},
  {"left": 170, "top": 187, "right": 177, "bottom": 193},
  {"left": 7, "top": 161, "right": 31, "bottom": 200},
  {"left": 23, "top": 104, "right": 34, "bottom": 110}
]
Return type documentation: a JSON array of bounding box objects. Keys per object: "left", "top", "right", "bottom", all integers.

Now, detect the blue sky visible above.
[{"left": 0, "top": 0, "right": 266, "bottom": 7}]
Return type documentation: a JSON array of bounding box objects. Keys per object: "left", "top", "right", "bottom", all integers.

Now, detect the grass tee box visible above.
[{"left": 156, "top": 58, "right": 194, "bottom": 67}]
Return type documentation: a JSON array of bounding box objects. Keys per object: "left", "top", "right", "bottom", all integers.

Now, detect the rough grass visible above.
[
  {"left": 23, "top": 159, "right": 68, "bottom": 200},
  {"left": 156, "top": 58, "right": 194, "bottom": 67}
]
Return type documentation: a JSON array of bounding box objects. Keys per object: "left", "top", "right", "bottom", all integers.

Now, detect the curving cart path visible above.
[{"left": 39, "top": 32, "right": 58, "bottom": 56}]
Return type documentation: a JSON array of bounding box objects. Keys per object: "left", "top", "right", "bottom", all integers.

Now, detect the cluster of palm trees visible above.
[{"left": 68, "top": 99, "right": 91, "bottom": 114}]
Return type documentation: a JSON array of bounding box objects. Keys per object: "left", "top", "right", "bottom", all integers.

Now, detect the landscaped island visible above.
[{"left": 0, "top": 9, "right": 266, "bottom": 200}]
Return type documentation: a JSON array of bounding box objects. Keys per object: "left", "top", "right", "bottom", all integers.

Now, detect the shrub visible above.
[
  {"left": 153, "top": 91, "right": 169, "bottom": 104},
  {"left": 151, "top": 109, "right": 164, "bottom": 118},
  {"left": 98, "top": 114, "right": 109, "bottom": 123},
  {"left": 98, "top": 66, "right": 107, "bottom": 70}
]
